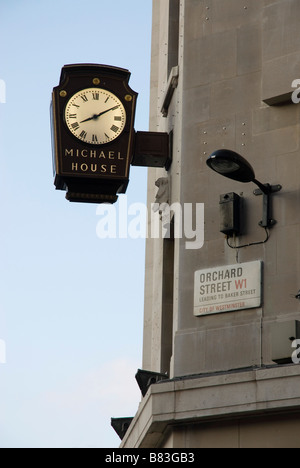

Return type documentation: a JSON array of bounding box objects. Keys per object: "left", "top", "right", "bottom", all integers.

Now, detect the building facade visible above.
[{"left": 122, "top": 0, "right": 300, "bottom": 448}]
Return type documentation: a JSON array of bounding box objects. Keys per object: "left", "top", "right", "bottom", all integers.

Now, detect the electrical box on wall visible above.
[{"left": 219, "top": 192, "right": 242, "bottom": 237}]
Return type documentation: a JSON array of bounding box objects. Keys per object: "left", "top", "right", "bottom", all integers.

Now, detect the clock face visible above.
[{"left": 64, "top": 88, "right": 126, "bottom": 145}]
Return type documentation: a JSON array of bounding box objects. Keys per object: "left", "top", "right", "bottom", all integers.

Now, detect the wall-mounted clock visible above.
[
  {"left": 51, "top": 63, "right": 171, "bottom": 205},
  {"left": 51, "top": 64, "right": 138, "bottom": 204}
]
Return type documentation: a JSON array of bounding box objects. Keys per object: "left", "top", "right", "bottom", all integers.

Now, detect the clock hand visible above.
[
  {"left": 97, "top": 105, "right": 120, "bottom": 117},
  {"left": 80, "top": 105, "right": 120, "bottom": 124},
  {"left": 80, "top": 115, "right": 96, "bottom": 123}
]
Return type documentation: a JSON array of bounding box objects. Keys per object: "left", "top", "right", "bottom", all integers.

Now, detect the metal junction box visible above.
[{"left": 219, "top": 192, "right": 242, "bottom": 237}]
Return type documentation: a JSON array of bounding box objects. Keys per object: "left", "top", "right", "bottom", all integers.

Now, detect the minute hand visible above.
[
  {"left": 97, "top": 105, "right": 120, "bottom": 117},
  {"left": 80, "top": 105, "right": 120, "bottom": 123}
]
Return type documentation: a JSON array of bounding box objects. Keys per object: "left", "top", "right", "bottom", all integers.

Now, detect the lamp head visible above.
[{"left": 206, "top": 149, "right": 255, "bottom": 183}]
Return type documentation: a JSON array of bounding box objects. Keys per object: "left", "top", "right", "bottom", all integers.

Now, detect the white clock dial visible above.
[{"left": 64, "top": 88, "right": 126, "bottom": 145}]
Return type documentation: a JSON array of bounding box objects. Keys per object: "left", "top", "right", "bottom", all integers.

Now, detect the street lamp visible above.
[{"left": 206, "top": 149, "right": 282, "bottom": 229}]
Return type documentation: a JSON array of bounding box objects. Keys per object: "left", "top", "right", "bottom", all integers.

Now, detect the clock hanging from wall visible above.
[
  {"left": 51, "top": 63, "right": 171, "bottom": 204},
  {"left": 51, "top": 64, "right": 138, "bottom": 204}
]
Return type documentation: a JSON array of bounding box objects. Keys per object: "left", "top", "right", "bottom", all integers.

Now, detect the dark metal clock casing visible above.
[{"left": 51, "top": 64, "right": 138, "bottom": 203}]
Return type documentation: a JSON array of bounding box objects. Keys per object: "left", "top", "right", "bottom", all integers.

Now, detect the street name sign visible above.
[{"left": 194, "top": 261, "right": 262, "bottom": 316}]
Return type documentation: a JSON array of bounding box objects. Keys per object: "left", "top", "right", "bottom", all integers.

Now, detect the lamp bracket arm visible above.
[
  {"left": 253, "top": 183, "right": 282, "bottom": 196},
  {"left": 253, "top": 184, "right": 282, "bottom": 229}
]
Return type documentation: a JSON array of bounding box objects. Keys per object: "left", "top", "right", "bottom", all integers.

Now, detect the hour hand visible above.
[{"left": 80, "top": 115, "right": 96, "bottom": 123}]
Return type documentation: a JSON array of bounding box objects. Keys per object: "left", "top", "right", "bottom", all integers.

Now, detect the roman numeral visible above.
[
  {"left": 114, "top": 116, "right": 122, "bottom": 121},
  {"left": 72, "top": 103, "right": 80, "bottom": 108},
  {"left": 92, "top": 134, "right": 98, "bottom": 143},
  {"left": 79, "top": 130, "right": 87, "bottom": 139},
  {"left": 92, "top": 92, "right": 99, "bottom": 100},
  {"left": 71, "top": 122, "right": 80, "bottom": 130},
  {"left": 105, "top": 133, "right": 110, "bottom": 140},
  {"left": 111, "top": 125, "right": 119, "bottom": 133},
  {"left": 105, "top": 97, "right": 110, "bottom": 103},
  {"left": 69, "top": 114, "right": 77, "bottom": 119},
  {"left": 81, "top": 95, "right": 88, "bottom": 102}
]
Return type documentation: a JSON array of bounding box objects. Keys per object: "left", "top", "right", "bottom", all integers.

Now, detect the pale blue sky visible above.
[{"left": 0, "top": 0, "right": 152, "bottom": 448}]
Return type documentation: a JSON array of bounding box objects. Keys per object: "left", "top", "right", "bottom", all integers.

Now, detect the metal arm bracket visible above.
[{"left": 253, "top": 184, "right": 282, "bottom": 229}]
